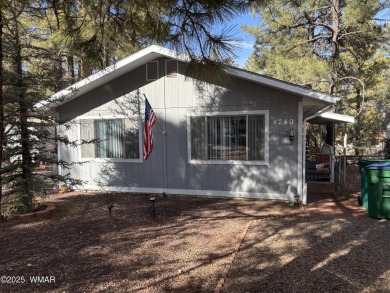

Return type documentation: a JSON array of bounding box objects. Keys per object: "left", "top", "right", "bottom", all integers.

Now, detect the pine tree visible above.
[
  {"left": 47, "top": 0, "right": 252, "bottom": 80},
  {"left": 0, "top": 0, "right": 82, "bottom": 216},
  {"left": 1, "top": 0, "right": 49, "bottom": 213},
  {"left": 245, "top": 0, "right": 390, "bottom": 152}
]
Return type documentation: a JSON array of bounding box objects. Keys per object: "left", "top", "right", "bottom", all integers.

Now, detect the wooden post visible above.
[{"left": 337, "top": 155, "right": 341, "bottom": 195}]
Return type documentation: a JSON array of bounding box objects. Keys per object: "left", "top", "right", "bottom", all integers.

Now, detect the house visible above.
[{"left": 47, "top": 45, "right": 353, "bottom": 204}]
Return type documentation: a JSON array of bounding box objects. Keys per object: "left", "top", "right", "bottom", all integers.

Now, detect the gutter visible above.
[{"left": 301, "top": 105, "right": 334, "bottom": 204}]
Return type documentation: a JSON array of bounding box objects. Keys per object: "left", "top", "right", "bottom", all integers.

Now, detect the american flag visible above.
[{"left": 143, "top": 98, "right": 157, "bottom": 160}]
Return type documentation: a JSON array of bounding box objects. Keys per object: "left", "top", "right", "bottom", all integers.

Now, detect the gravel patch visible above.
[
  {"left": 2, "top": 191, "right": 385, "bottom": 293},
  {"left": 223, "top": 214, "right": 390, "bottom": 293}
]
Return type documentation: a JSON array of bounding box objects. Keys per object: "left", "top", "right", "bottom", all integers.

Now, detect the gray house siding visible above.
[{"left": 57, "top": 57, "right": 301, "bottom": 199}]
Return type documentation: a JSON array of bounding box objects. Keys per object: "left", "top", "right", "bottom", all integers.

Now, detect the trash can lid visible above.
[
  {"left": 358, "top": 159, "right": 387, "bottom": 167},
  {"left": 366, "top": 163, "right": 390, "bottom": 170}
]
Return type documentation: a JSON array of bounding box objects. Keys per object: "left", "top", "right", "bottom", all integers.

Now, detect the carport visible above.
[{"left": 303, "top": 111, "right": 355, "bottom": 203}]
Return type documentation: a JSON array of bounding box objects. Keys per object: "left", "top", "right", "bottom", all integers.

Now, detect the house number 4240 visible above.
[{"left": 273, "top": 119, "right": 294, "bottom": 126}]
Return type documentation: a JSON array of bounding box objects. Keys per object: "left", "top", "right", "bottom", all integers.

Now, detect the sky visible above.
[{"left": 226, "top": 12, "right": 261, "bottom": 68}]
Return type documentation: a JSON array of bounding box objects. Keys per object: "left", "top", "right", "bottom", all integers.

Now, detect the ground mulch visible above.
[
  {"left": 1, "top": 191, "right": 388, "bottom": 293},
  {"left": 0, "top": 191, "right": 299, "bottom": 293}
]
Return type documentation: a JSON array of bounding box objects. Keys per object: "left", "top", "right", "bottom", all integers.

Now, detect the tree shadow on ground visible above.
[
  {"left": 0, "top": 192, "right": 299, "bottom": 293},
  {"left": 223, "top": 213, "right": 390, "bottom": 292}
]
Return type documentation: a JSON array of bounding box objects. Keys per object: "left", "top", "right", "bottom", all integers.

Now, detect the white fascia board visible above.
[
  {"left": 42, "top": 45, "right": 190, "bottom": 108},
  {"left": 320, "top": 111, "right": 355, "bottom": 123},
  {"left": 226, "top": 67, "right": 340, "bottom": 104}
]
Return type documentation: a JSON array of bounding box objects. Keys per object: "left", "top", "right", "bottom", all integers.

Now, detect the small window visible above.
[
  {"left": 146, "top": 61, "right": 158, "bottom": 81},
  {"left": 80, "top": 118, "right": 140, "bottom": 159},
  {"left": 166, "top": 60, "right": 178, "bottom": 78}
]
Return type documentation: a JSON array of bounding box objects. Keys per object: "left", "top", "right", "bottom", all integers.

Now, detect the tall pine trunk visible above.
[
  {"left": 67, "top": 55, "right": 75, "bottom": 83},
  {"left": 14, "top": 16, "right": 33, "bottom": 212},
  {"left": 325, "top": 0, "right": 341, "bottom": 147},
  {"left": 0, "top": 7, "right": 4, "bottom": 218}
]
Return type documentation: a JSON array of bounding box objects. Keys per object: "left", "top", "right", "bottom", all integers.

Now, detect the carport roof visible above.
[{"left": 308, "top": 112, "right": 355, "bottom": 124}]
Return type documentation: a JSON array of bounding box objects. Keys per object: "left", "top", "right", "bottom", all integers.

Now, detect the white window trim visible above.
[
  {"left": 146, "top": 61, "right": 159, "bottom": 81},
  {"left": 187, "top": 110, "right": 269, "bottom": 165},
  {"left": 165, "top": 59, "right": 179, "bottom": 79},
  {"left": 77, "top": 115, "right": 143, "bottom": 163}
]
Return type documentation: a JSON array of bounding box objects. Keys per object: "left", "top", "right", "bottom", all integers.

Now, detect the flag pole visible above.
[{"left": 143, "top": 94, "right": 165, "bottom": 135}]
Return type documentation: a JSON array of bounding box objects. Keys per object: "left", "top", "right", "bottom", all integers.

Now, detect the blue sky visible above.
[{"left": 227, "top": 12, "right": 260, "bottom": 68}]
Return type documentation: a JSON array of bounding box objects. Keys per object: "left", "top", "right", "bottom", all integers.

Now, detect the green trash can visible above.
[
  {"left": 358, "top": 159, "right": 390, "bottom": 209},
  {"left": 366, "top": 164, "right": 390, "bottom": 220}
]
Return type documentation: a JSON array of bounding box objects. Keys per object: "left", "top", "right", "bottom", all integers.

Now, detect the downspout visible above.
[{"left": 301, "top": 105, "right": 334, "bottom": 204}]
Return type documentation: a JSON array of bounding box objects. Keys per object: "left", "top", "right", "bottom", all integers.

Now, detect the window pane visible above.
[
  {"left": 248, "top": 115, "right": 265, "bottom": 160},
  {"left": 96, "top": 120, "right": 124, "bottom": 158},
  {"left": 190, "top": 114, "right": 265, "bottom": 162},
  {"left": 124, "top": 119, "right": 140, "bottom": 158},
  {"left": 80, "top": 120, "right": 95, "bottom": 158},
  {"left": 208, "top": 116, "right": 246, "bottom": 160},
  {"left": 191, "top": 116, "right": 206, "bottom": 160},
  {"left": 80, "top": 118, "right": 140, "bottom": 159}
]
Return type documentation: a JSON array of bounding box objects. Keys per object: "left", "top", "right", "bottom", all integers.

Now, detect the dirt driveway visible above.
[{"left": 1, "top": 191, "right": 388, "bottom": 292}]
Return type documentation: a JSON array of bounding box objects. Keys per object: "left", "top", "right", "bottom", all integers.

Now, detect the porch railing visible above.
[{"left": 306, "top": 153, "right": 334, "bottom": 182}]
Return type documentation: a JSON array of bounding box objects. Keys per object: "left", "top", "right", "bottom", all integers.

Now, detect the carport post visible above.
[{"left": 343, "top": 128, "right": 347, "bottom": 192}]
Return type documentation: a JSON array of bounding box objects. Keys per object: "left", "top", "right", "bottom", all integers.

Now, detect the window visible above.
[
  {"left": 80, "top": 118, "right": 140, "bottom": 159},
  {"left": 189, "top": 112, "right": 268, "bottom": 163}
]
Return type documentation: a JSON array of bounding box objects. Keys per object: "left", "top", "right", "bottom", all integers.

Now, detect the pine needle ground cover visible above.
[{"left": 1, "top": 192, "right": 389, "bottom": 292}]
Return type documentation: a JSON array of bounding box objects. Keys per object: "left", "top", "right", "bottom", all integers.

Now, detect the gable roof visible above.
[{"left": 40, "top": 45, "right": 340, "bottom": 110}]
